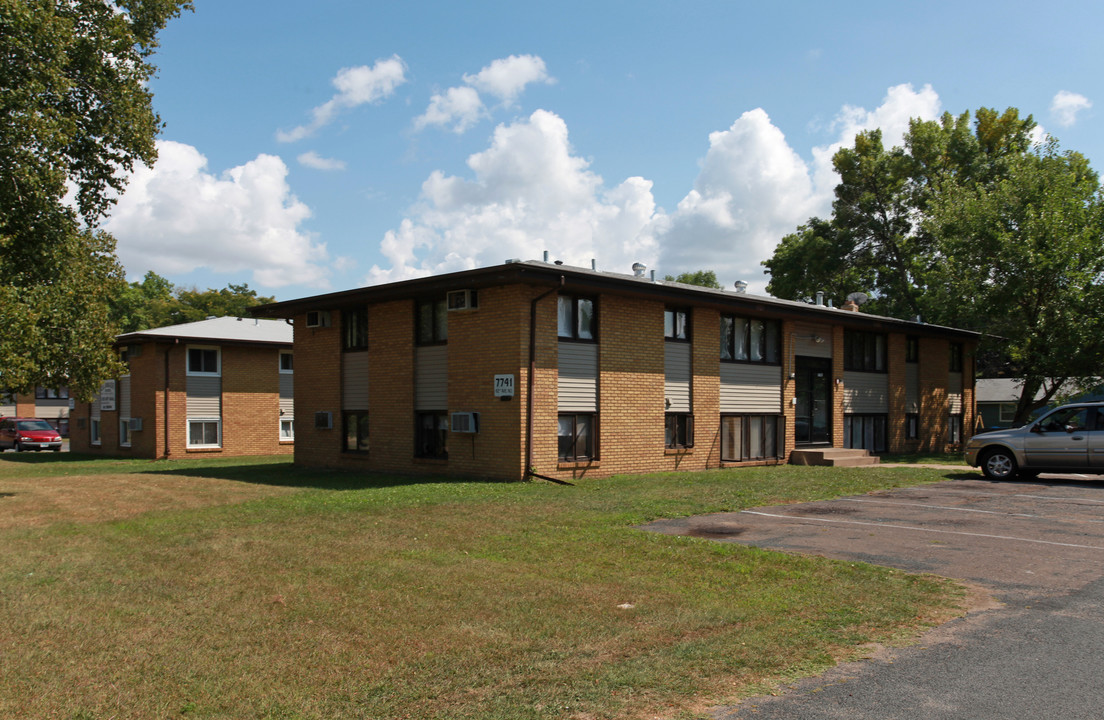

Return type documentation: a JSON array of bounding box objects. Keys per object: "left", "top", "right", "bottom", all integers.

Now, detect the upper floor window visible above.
[
  {"left": 664, "top": 308, "right": 689, "bottom": 341},
  {"left": 720, "top": 315, "right": 780, "bottom": 364},
  {"left": 343, "top": 307, "right": 369, "bottom": 350},
  {"left": 949, "top": 342, "right": 963, "bottom": 372},
  {"left": 279, "top": 351, "right": 293, "bottom": 373},
  {"left": 844, "top": 331, "right": 887, "bottom": 372},
  {"left": 35, "top": 387, "right": 69, "bottom": 399},
  {"left": 905, "top": 336, "right": 919, "bottom": 363},
  {"left": 416, "top": 298, "right": 448, "bottom": 345},
  {"left": 558, "top": 295, "right": 596, "bottom": 341},
  {"left": 187, "top": 347, "right": 220, "bottom": 376}
]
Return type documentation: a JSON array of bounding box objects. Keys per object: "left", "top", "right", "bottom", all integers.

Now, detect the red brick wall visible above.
[
  {"left": 446, "top": 286, "right": 527, "bottom": 478},
  {"left": 887, "top": 333, "right": 910, "bottom": 453},
  {"left": 291, "top": 313, "right": 343, "bottom": 468},
  {"left": 590, "top": 294, "right": 665, "bottom": 478},
  {"left": 306, "top": 288, "right": 534, "bottom": 480},
  {"left": 529, "top": 287, "right": 561, "bottom": 478},
  {"left": 918, "top": 336, "right": 949, "bottom": 452},
  {"left": 692, "top": 306, "right": 722, "bottom": 469}
]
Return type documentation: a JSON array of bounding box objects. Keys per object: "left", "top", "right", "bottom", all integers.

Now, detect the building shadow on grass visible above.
[
  {"left": 0, "top": 451, "right": 112, "bottom": 465},
  {"left": 140, "top": 462, "right": 514, "bottom": 491}
]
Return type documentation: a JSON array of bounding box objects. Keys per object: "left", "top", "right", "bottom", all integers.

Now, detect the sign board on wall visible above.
[
  {"left": 99, "top": 380, "right": 116, "bottom": 412},
  {"left": 494, "top": 374, "right": 515, "bottom": 398}
]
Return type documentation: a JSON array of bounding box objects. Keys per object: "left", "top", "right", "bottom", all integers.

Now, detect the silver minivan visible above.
[{"left": 965, "top": 402, "right": 1104, "bottom": 480}]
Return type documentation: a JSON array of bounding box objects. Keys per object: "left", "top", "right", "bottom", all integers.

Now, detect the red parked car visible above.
[{"left": 0, "top": 417, "right": 63, "bottom": 452}]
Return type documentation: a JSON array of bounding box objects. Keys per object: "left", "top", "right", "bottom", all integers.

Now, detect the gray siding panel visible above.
[
  {"left": 664, "top": 343, "right": 692, "bottom": 413},
  {"left": 793, "top": 322, "right": 833, "bottom": 358},
  {"left": 342, "top": 352, "right": 370, "bottom": 409},
  {"left": 719, "top": 364, "right": 782, "bottom": 413},
  {"left": 905, "top": 364, "right": 920, "bottom": 413},
  {"left": 843, "top": 371, "right": 889, "bottom": 413},
  {"left": 119, "top": 376, "right": 132, "bottom": 419},
  {"left": 279, "top": 373, "right": 295, "bottom": 416},
  {"left": 415, "top": 345, "right": 448, "bottom": 410},
  {"left": 558, "top": 342, "right": 598, "bottom": 412},
  {"left": 948, "top": 371, "right": 963, "bottom": 413},
  {"left": 187, "top": 375, "right": 221, "bottom": 418}
]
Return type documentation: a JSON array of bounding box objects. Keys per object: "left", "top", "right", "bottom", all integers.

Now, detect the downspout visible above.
[
  {"left": 525, "top": 276, "right": 570, "bottom": 483},
  {"left": 163, "top": 339, "right": 176, "bottom": 459}
]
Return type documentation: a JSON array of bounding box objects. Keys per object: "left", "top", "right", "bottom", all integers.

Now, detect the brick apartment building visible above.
[
  {"left": 252, "top": 260, "right": 978, "bottom": 481},
  {"left": 69, "top": 317, "right": 294, "bottom": 458}
]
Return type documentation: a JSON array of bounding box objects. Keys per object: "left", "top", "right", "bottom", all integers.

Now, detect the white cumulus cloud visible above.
[
  {"left": 463, "top": 54, "right": 552, "bottom": 104},
  {"left": 414, "top": 86, "right": 486, "bottom": 134},
  {"left": 277, "top": 55, "right": 408, "bottom": 142},
  {"left": 415, "top": 54, "right": 552, "bottom": 133},
  {"left": 367, "top": 110, "right": 657, "bottom": 284},
  {"left": 374, "top": 83, "right": 949, "bottom": 295},
  {"left": 297, "top": 151, "right": 346, "bottom": 171},
  {"left": 1051, "top": 90, "right": 1091, "bottom": 127},
  {"left": 104, "top": 140, "right": 329, "bottom": 288}
]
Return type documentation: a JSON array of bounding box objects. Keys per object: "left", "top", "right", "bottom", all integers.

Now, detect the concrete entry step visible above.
[{"left": 789, "top": 448, "right": 880, "bottom": 467}]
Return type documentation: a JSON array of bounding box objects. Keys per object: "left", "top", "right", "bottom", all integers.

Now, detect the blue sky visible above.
[{"left": 103, "top": 0, "right": 1104, "bottom": 300}]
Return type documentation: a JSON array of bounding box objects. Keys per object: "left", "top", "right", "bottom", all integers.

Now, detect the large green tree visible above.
[
  {"left": 0, "top": 0, "right": 191, "bottom": 399},
  {"left": 664, "top": 270, "right": 723, "bottom": 289},
  {"left": 764, "top": 108, "right": 1104, "bottom": 421},
  {"left": 112, "top": 271, "right": 276, "bottom": 333}
]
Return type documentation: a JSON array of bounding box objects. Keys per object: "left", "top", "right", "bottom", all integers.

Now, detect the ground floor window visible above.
[
  {"left": 721, "top": 415, "right": 782, "bottom": 462},
  {"left": 948, "top": 413, "right": 963, "bottom": 444},
  {"left": 343, "top": 411, "right": 368, "bottom": 452},
  {"left": 416, "top": 411, "right": 448, "bottom": 459},
  {"left": 119, "top": 419, "right": 132, "bottom": 448},
  {"left": 845, "top": 414, "right": 887, "bottom": 453},
  {"left": 558, "top": 413, "right": 596, "bottom": 461},
  {"left": 188, "top": 419, "right": 220, "bottom": 448},
  {"left": 280, "top": 418, "right": 295, "bottom": 441},
  {"left": 90, "top": 419, "right": 101, "bottom": 446},
  {"left": 905, "top": 413, "right": 919, "bottom": 440},
  {"left": 665, "top": 413, "right": 693, "bottom": 449}
]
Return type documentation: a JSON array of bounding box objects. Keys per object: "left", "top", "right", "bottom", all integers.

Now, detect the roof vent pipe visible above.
[
  {"left": 734, "top": 280, "right": 748, "bottom": 294},
  {"left": 591, "top": 258, "right": 597, "bottom": 270},
  {"left": 543, "top": 250, "right": 549, "bottom": 262},
  {"left": 632, "top": 262, "right": 647, "bottom": 277},
  {"left": 815, "top": 291, "right": 825, "bottom": 306},
  {"left": 651, "top": 269, "right": 656, "bottom": 282}
]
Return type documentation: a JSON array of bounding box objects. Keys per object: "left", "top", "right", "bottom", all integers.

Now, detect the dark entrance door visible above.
[{"left": 795, "top": 356, "right": 832, "bottom": 445}]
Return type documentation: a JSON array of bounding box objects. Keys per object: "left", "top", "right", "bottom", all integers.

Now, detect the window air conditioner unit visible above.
[
  {"left": 450, "top": 411, "right": 479, "bottom": 434},
  {"left": 314, "top": 411, "right": 333, "bottom": 430},
  {"left": 446, "top": 289, "right": 478, "bottom": 312},
  {"left": 306, "top": 310, "right": 331, "bottom": 328},
  {"left": 130, "top": 417, "right": 143, "bottom": 431}
]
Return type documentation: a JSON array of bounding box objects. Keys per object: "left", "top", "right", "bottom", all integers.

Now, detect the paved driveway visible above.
[{"left": 644, "top": 475, "right": 1104, "bottom": 719}]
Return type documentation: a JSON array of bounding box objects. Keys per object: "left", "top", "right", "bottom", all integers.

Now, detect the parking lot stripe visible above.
[
  {"left": 841, "top": 497, "right": 1040, "bottom": 518},
  {"left": 740, "top": 510, "right": 1104, "bottom": 551}
]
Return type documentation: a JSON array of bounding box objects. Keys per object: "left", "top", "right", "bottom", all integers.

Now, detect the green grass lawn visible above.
[{"left": 0, "top": 454, "right": 966, "bottom": 719}]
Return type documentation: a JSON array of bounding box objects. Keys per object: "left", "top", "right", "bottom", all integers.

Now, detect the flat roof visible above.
[
  {"left": 252, "top": 259, "right": 980, "bottom": 339},
  {"left": 117, "top": 316, "right": 293, "bottom": 346}
]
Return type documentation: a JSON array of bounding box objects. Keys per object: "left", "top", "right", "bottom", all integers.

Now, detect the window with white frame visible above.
[
  {"left": 279, "top": 351, "right": 293, "bottom": 373},
  {"left": 280, "top": 418, "right": 295, "bottom": 441},
  {"left": 119, "top": 419, "right": 132, "bottom": 447},
  {"left": 90, "top": 419, "right": 101, "bottom": 446},
  {"left": 188, "top": 419, "right": 221, "bottom": 448},
  {"left": 187, "top": 346, "right": 220, "bottom": 376},
  {"left": 999, "top": 403, "right": 1015, "bottom": 424}
]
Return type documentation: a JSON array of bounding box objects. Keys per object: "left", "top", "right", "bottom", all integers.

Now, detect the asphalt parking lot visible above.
[{"left": 645, "top": 473, "right": 1104, "bottom": 719}]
